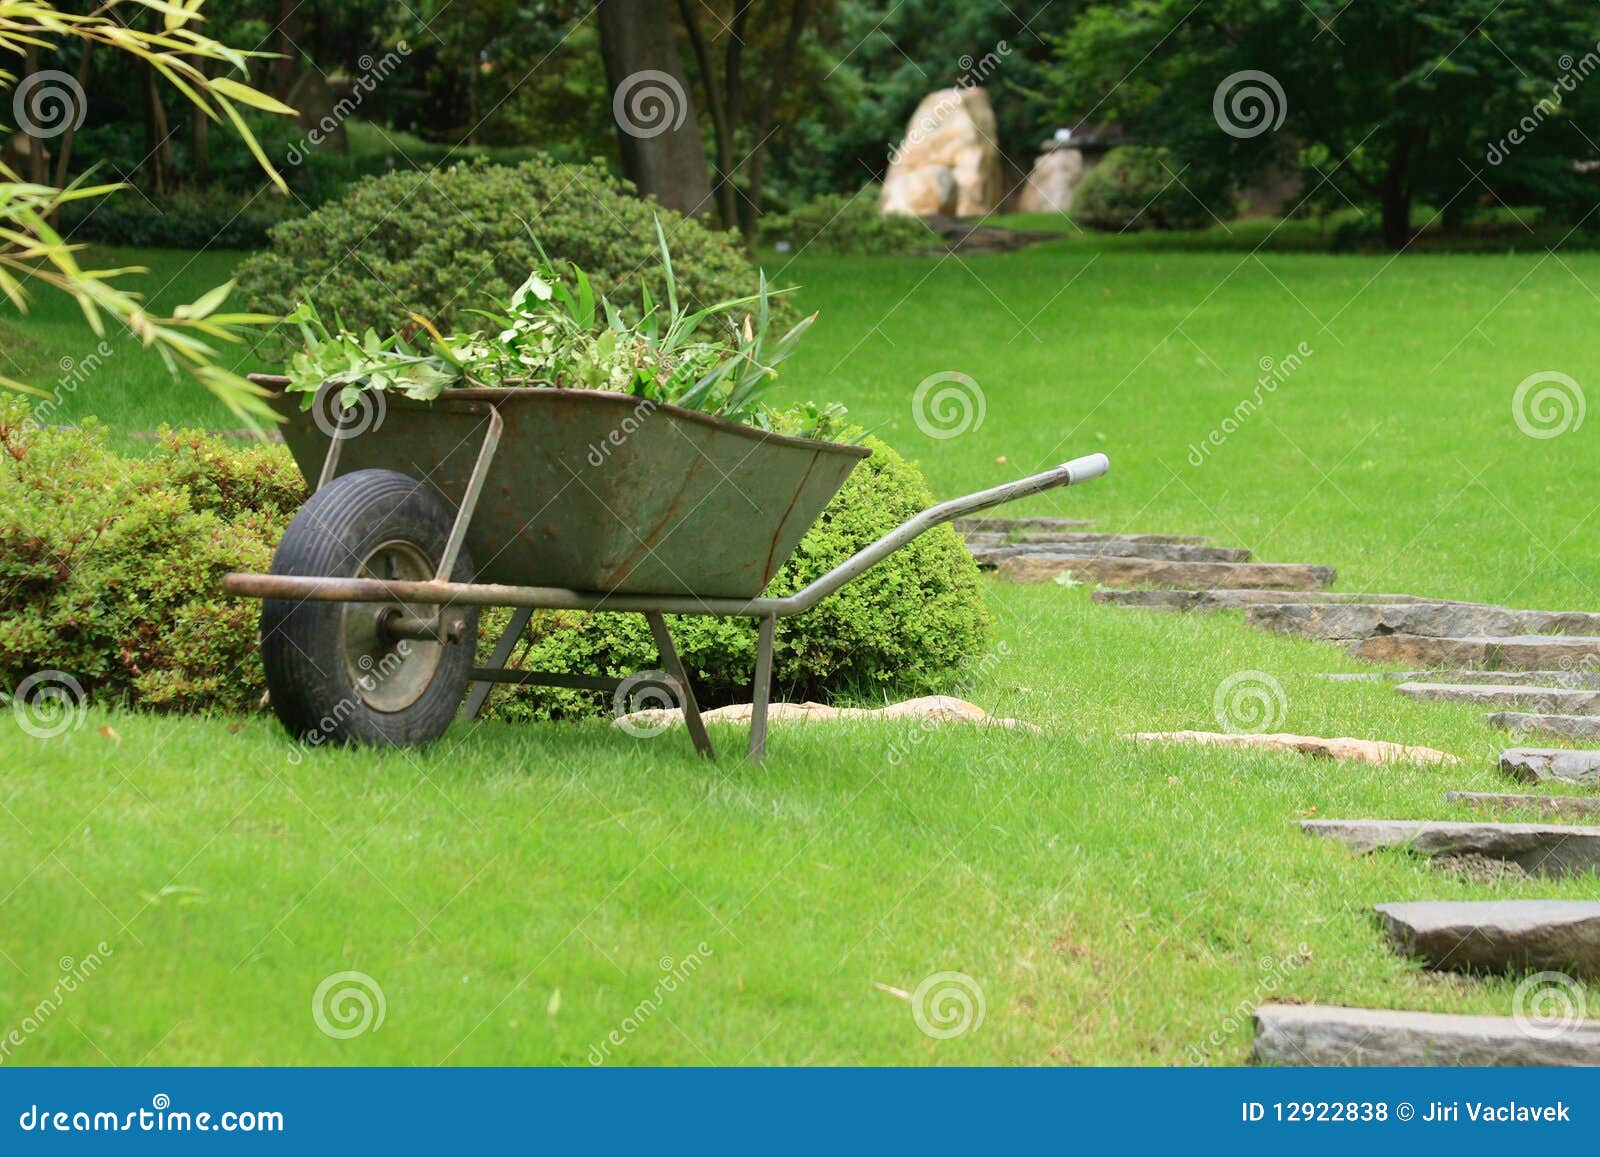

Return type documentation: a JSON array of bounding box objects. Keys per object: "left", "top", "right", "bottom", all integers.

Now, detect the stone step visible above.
[
  {"left": 1446, "top": 791, "right": 1600, "bottom": 819},
  {"left": 1398, "top": 682, "right": 1600, "bottom": 713},
  {"left": 995, "top": 557, "right": 1335, "bottom": 589},
  {"left": 1301, "top": 818, "right": 1600, "bottom": 879},
  {"left": 961, "top": 531, "right": 1207, "bottom": 548},
  {"left": 1093, "top": 589, "right": 1428, "bottom": 612},
  {"left": 1488, "top": 712, "right": 1600, "bottom": 741},
  {"left": 1322, "top": 670, "right": 1600, "bottom": 687},
  {"left": 1247, "top": 602, "right": 1600, "bottom": 643},
  {"left": 1376, "top": 900, "right": 1600, "bottom": 978},
  {"left": 1357, "top": 634, "right": 1600, "bottom": 671},
  {"left": 972, "top": 541, "right": 1251, "bottom": 565},
  {"left": 1502, "top": 748, "right": 1600, "bottom": 786},
  {"left": 1254, "top": 1003, "right": 1600, "bottom": 1066},
  {"left": 953, "top": 516, "right": 1094, "bottom": 533}
]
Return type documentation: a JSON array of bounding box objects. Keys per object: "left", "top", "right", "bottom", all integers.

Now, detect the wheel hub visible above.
[{"left": 340, "top": 540, "right": 447, "bottom": 712}]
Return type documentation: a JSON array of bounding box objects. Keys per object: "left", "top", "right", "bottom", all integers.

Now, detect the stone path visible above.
[
  {"left": 1254, "top": 1003, "right": 1600, "bottom": 1066},
  {"left": 1446, "top": 791, "right": 1600, "bottom": 819},
  {"left": 1301, "top": 818, "right": 1600, "bottom": 878},
  {"left": 1375, "top": 900, "right": 1600, "bottom": 977},
  {"left": 1502, "top": 748, "right": 1600, "bottom": 785}
]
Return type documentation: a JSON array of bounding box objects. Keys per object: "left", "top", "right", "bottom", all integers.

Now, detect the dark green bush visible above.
[
  {"left": 1072, "top": 147, "right": 1233, "bottom": 232},
  {"left": 61, "top": 185, "right": 305, "bottom": 250},
  {"left": 758, "top": 190, "right": 935, "bottom": 255},
  {"left": 482, "top": 434, "right": 992, "bottom": 722},
  {"left": 0, "top": 405, "right": 305, "bottom": 714},
  {"left": 236, "top": 156, "right": 769, "bottom": 336}
]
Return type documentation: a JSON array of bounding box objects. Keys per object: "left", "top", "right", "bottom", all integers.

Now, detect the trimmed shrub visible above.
[
  {"left": 482, "top": 434, "right": 992, "bottom": 722},
  {"left": 0, "top": 405, "right": 304, "bottom": 714},
  {"left": 60, "top": 185, "right": 305, "bottom": 250},
  {"left": 236, "top": 157, "right": 769, "bottom": 336},
  {"left": 759, "top": 190, "right": 935, "bottom": 255},
  {"left": 1072, "top": 147, "right": 1232, "bottom": 232}
]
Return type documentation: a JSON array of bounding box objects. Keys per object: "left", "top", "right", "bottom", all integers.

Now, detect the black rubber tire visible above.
[{"left": 262, "top": 469, "right": 479, "bottom": 748}]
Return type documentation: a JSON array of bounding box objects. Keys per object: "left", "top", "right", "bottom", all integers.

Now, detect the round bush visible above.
[
  {"left": 1072, "top": 147, "right": 1232, "bottom": 232},
  {"left": 758, "top": 190, "right": 935, "bottom": 255},
  {"left": 482, "top": 434, "right": 993, "bottom": 722},
  {"left": 236, "top": 157, "right": 768, "bottom": 335}
]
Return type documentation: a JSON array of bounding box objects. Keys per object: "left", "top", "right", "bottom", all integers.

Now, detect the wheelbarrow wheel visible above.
[{"left": 261, "top": 469, "right": 479, "bottom": 748}]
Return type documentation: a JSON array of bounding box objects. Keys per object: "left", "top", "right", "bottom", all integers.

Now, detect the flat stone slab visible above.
[
  {"left": 1447, "top": 791, "right": 1600, "bottom": 819},
  {"left": 1502, "top": 748, "right": 1600, "bottom": 785},
  {"left": 1093, "top": 589, "right": 1426, "bottom": 611},
  {"left": 612, "top": 695, "right": 1038, "bottom": 733},
  {"left": 997, "top": 557, "right": 1335, "bottom": 589},
  {"left": 1302, "top": 818, "right": 1600, "bottom": 878},
  {"left": 1399, "top": 683, "right": 1600, "bottom": 713},
  {"left": 1490, "top": 712, "right": 1600, "bottom": 741},
  {"left": 971, "top": 541, "right": 1250, "bottom": 565},
  {"left": 1357, "top": 634, "right": 1600, "bottom": 671},
  {"left": 1254, "top": 1003, "right": 1600, "bottom": 1066},
  {"left": 1376, "top": 900, "right": 1600, "bottom": 977},
  {"left": 1131, "top": 732, "right": 1459, "bottom": 765},
  {"left": 1006, "top": 531, "right": 1208, "bottom": 546},
  {"left": 1248, "top": 602, "right": 1600, "bottom": 642},
  {"left": 953, "top": 516, "right": 1094, "bottom": 533}
]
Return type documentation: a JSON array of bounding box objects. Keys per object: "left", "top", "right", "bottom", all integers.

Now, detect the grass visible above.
[{"left": 3, "top": 235, "right": 1600, "bottom": 1064}]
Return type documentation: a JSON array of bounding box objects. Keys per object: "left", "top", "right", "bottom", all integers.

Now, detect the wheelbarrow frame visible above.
[{"left": 224, "top": 389, "right": 1108, "bottom": 760}]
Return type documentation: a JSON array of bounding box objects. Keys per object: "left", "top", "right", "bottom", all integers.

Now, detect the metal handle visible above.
[{"left": 774, "top": 452, "right": 1110, "bottom": 615}]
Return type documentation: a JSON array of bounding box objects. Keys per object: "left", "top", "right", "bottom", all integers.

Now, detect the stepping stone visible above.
[
  {"left": 1404, "top": 670, "right": 1600, "bottom": 688},
  {"left": 1376, "top": 900, "right": 1600, "bottom": 977},
  {"left": 971, "top": 541, "right": 1250, "bottom": 565},
  {"left": 1247, "top": 602, "right": 1600, "bottom": 643},
  {"left": 1093, "top": 589, "right": 1427, "bottom": 611},
  {"left": 1502, "top": 748, "right": 1600, "bottom": 786},
  {"left": 1446, "top": 791, "right": 1600, "bottom": 819},
  {"left": 1488, "top": 712, "right": 1600, "bottom": 741},
  {"left": 953, "top": 516, "right": 1094, "bottom": 533},
  {"left": 1004, "top": 531, "right": 1209, "bottom": 546},
  {"left": 1399, "top": 683, "right": 1600, "bottom": 713},
  {"left": 1302, "top": 818, "right": 1600, "bottom": 878},
  {"left": 1358, "top": 634, "right": 1600, "bottom": 671},
  {"left": 1254, "top": 1003, "right": 1600, "bottom": 1066},
  {"left": 997, "top": 557, "right": 1335, "bottom": 589},
  {"left": 1132, "top": 732, "right": 1459, "bottom": 765}
]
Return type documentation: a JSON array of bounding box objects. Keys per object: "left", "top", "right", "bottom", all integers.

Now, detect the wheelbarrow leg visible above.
[
  {"left": 461, "top": 606, "right": 533, "bottom": 721},
  {"left": 646, "top": 611, "right": 714, "bottom": 759},
  {"left": 748, "top": 614, "right": 776, "bottom": 763}
]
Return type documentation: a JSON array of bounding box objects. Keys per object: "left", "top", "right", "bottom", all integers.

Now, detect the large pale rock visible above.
[
  {"left": 1446, "top": 791, "right": 1600, "bottom": 819},
  {"left": 881, "top": 88, "right": 1002, "bottom": 218},
  {"left": 1130, "top": 732, "right": 1459, "bottom": 766},
  {"left": 1254, "top": 1003, "right": 1600, "bottom": 1066},
  {"left": 1376, "top": 900, "right": 1600, "bottom": 977},
  {"left": 1502, "top": 748, "right": 1600, "bottom": 785},
  {"left": 994, "top": 557, "right": 1334, "bottom": 589},
  {"left": 1302, "top": 818, "right": 1600, "bottom": 878},
  {"left": 1357, "top": 633, "right": 1600, "bottom": 671},
  {"left": 1016, "top": 144, "right": 1089, "bottom": 214},
  {"left": 613, "top": 695, "right": 1036, "bottom": 733}
]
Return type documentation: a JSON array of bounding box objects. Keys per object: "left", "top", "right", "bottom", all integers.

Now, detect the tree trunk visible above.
[
  {"left": 597, "top": 0, "right": 713, "bottom": 217},
  {"left": 673, "top": 0, "right": 736, "bottom": 228},
  {"left": 1380, "top": 124, "right": 1416, "bottom": 250},
  {"left": 738, "top": 0, "right": 810, "bottom": 240}
]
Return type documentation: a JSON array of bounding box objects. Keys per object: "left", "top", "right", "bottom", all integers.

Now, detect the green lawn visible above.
[{"left": 3, "top": 237, "right": 1599, "bottom": 1064}]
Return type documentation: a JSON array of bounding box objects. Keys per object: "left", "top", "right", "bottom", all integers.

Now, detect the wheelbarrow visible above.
[{"left": 223, "top": 375, "right": 1109, "bottom": 760}]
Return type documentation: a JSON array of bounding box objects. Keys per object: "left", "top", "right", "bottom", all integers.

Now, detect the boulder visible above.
[
  {"left": 1501, "top": 748, "right": 1600, "bottom": 786},
  {"left": 613, "top": 695, "right": 1037, "bottom": 733},
  {"left": 1254, "top": 1003, "right": 1600, "bottom": 1066},
  {"left": 1376, "top": 900, "right": 1600, "bottom": 977},
  {"left": 1302, "top": 818, "right": 1600, "bottom": 878},
  {"left": 881, "top": 88, "right": 1002, "bottom": 218},
  {"left": 1131, "top": 732, "right": 1459, "bottom": 766},
  {"left": 1017, "top": 144, "right": 1089, "bottom": 214}
]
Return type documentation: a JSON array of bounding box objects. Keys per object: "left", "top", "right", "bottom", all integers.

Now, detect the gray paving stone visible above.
[
  {"left": 1092, "top": 589, "right": 1430, "bottom": 611},
  {"left": 971, "top": 541, "right": 1250, "bottom": 565},
  {"left": 1446, "top": 791, "right": 1600, "bottom": 819},
  {"left": 953, "top": 516, "right": 1094, "bottom": 533},
  {"left": 1398, "top": 683, "right": 1600, "bottom": 713},
  {"left": 1254, "top": 1003, "right": 1600, "bottom": 1066},
  {"left": 995, "top": 557, "right": 1335, "bottom": 589},
  {"left": 1357, "top": 634, "right": 1600, "bottom": 671},
  {"left": 1248, "top": 602, "right": 1600, "bottom": 642},
  {"left": 1501, "top": 748, "right": 1600, "bottom": 786},
  {"left": 1301, "top": 818, "right": 1600, "bottom": 878},
  {"left": 1376, "top": 900, "right": 1600, "bottom": 977},
  {"left": 1489, "top": 712, "right": 1600, "bottom": 741}
]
